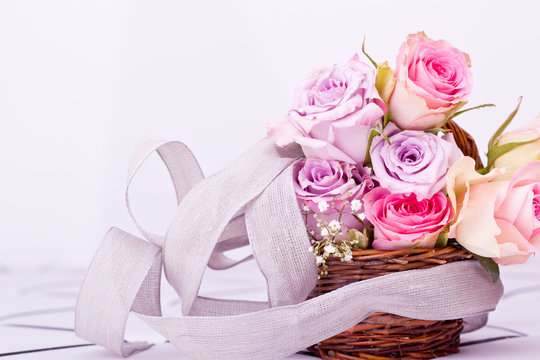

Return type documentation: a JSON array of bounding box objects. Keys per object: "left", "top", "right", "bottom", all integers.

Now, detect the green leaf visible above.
[
  {"left": 383, "top": 111, "right": 392, "bottom": 128},
  {"left": 377, "top": 128, "right": 391, "bottom": 144},
  {"left": 447, "top": 103, "right": 496, "bottom": 121},
  {"left": 363, "top": 124, "right": 390, "bottom": 166},
  {"left": 363, "top": 129, "right": 379, "bottom": 166},
  {"left": 435, "top": 231, "right": 449, "bottom": 248},
  {"left": 361, "top": 37, "right": 378, "bottom": 68},
  {"left": 476, "top": 167, "right": 490, "bottom": 175},
  {"left": 486, "top": 138, "right": 539, "bottom": 169},
  {"left": 442, "top": 101, "right": 467, "bottom": 125},
  {"left": 374, "top": 123, "right": 391, "bottom": 143},
  {"left": 474, "top": 254, "right": 500, "bottom": 283},
  {"left": 488, "top": 97, "right": 522, "bottom": 151}
]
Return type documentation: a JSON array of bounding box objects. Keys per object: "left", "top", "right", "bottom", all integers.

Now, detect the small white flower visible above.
[
  {"left": 328, "top": 220, "right": 341, "bottom": 232},
  {"left": 302, "top": 205, "right": 310, "bottom": 212},
  {"left": 316, "top": 256, "right": 324, "bottom": 265},
  {"left": 350, "top": 199, "right": 362, "bottom": 212},
  {"left": 318, "top": 201, "right": 329, "bottom": 212},
  {"left": 357, "top": 213, "right": 366, "bottom": 221},
  {"left": 320, "top": 228, "right": 329, "bottom": 237},
  {"left": 343, "top": 252, "right": 353, "bottom": 261},
  {"left": 324, "top": 244, "right": 336, "bottom": 254},
  {"left": 308, "top": 246, "right": 314, "bottom": 253}
]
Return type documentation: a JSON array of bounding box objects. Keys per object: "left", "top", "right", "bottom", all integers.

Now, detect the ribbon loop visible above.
[
  {"left": 124, "top": 140, "right": 257, "bottom": 269},
  {"left": 125, "top": 140, "right": 204, "bottom": 247}
]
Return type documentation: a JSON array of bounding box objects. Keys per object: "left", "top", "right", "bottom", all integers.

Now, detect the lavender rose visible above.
[
  {"left": 268, "top": 54, "right": 386, "bottom": 164},
  {"left": 294, "top": 158, "right": 374, "bottom": 210},
  {"left": 370, "top": 123, "right": 462, "bottom": 199},
  {"left": 294, "top": 158, "right": 374, "bottom": 236}
]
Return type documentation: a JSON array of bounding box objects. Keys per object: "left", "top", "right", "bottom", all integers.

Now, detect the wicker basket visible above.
[
  {"left": 308, "top": 120, "right": 480, "bottom": 359},
  {"left": 308, "top": 246, "right": 472, "bottom": 359}
]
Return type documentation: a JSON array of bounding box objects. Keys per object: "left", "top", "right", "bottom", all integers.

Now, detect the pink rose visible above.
[
  {"left": 388, "top": 32, "right": 473, "bottom": 130},
  {"left": 447, "top": 157, "right": 540, "bottom": 265},
  {"left": 268, "top": 54, "right": 386, "bottom": 164},
  {"left": 363, "top": 188, "right": 454, "bottom": 250}
]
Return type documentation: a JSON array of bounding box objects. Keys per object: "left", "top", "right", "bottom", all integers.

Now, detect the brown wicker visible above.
[
  {"left": 307, "top": 120, "right": 480, "bottom": 359},
  {"left": 443, "top": 120, "right": 484, "bottom": 169},
  {"left": 308, "top": 247, "right": 473, "bottom": 360}
]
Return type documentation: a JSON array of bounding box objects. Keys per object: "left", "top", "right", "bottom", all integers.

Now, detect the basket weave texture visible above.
[
  {"left": 308, "top": 247, "right": 472, "bottom": 359},
  {"left": 308, "top": 120, "right": 480, "bottom": 359}
]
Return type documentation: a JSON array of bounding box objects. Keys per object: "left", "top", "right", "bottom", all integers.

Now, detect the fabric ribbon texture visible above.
[{"left": 75, "top": 138, "right": 504, "bottom": 360}]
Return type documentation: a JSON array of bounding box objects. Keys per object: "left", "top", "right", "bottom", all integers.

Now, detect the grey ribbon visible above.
[{"left": 75, "top": 138, "right": 504, "bottom": 359}]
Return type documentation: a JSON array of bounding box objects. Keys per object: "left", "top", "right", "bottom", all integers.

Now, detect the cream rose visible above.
[
  {"left": 492, "top": 114, "right": 540, "bottom": 180},
  {"left": 447, "top": 157, "right": 540, "bottom": 265}
]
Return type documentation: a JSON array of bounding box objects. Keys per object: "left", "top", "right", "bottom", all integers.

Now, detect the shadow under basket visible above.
[{"left": 308, "top": 246, "right": 473, "bottom": 360}]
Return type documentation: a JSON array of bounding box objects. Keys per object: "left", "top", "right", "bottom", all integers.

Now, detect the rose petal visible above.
[
  {"left": 294, "top": 136, "right": 355, "bottom": 163},
  {"left": 494, "top": 219, "right": 536, "bottom": 265},
  {"left": 266, "top": 121, "right": 301, "bottom": 147},
  {"left": 454, "top": 182, "right": 506, "bottom": 258},
  {"left": 497, "top": 184, "right": 535, "bottom": 239}
]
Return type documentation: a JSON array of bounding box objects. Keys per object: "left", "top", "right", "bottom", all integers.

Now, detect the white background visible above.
[{"left": 1, "top": 0, "right": 540, "bottom": 268}]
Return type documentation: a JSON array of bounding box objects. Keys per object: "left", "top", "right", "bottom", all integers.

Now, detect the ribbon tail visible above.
[{"left": 75, "top": 227, "right": 162, "bottom": 356}]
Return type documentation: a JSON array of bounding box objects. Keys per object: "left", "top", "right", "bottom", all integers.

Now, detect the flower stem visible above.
[{"left": 362, "top": 37, "right": 378, "bottom": 68}]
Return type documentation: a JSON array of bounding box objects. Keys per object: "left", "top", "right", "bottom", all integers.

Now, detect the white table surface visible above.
[{"left": 1, "top": 255, "right": 539, "bottom": 359}]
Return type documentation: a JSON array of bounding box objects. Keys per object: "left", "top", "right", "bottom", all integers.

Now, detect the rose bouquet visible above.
[
  {"left": 74, "top": 32, "right": 530, "bottom": 360},
  {"left": 268, "top": 32, "right": 539, "bottom": 359}
]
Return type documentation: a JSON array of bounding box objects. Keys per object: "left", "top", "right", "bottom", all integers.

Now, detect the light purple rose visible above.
[
  {"left": 294, "top": 158, "right": 374, "bottom": 210},
  {"left": 268, "top": 54, "right": 386, "bottom": 164},
  {"left": 294, "top": 158, "right": 374, "bottom": 235},
  {"left": 370, "top": 123, "right": 462, "bottom": 199}
]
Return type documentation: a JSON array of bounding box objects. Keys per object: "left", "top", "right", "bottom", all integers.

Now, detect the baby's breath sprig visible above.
[{"left": 303, "top": 193, "right": 374, "bottom": 276}]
